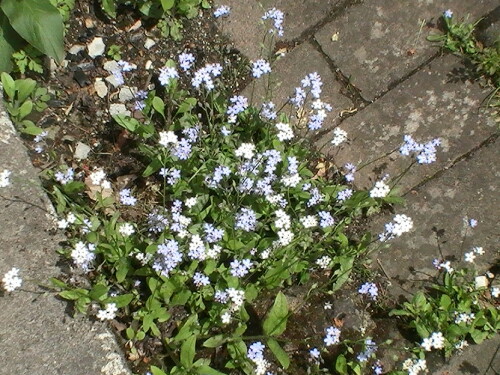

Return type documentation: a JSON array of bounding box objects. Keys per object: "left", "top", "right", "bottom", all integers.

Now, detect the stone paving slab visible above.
[
  {"left": 0, "top": 95, "right": 131, "bottom": 375},
  {"left": 315, "top": 0, "right": 499, "bottom": 100},
  {"left": 245, "top": 41, "right": 353, "bottom": 124},
  {"left": 258, "top": 0, "right": 342, "bottom": 41},
  {"left": 318, "top": 54, "right": 497, "bottom": 192},
  {"left": 372, "top": 136, "right": 499, "bottom": 298}
]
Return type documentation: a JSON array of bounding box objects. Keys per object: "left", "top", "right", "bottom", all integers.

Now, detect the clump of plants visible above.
[
  {"left": 1, "top": 6, "right": 498, "bottom": 375},
  {"left": 428, "top": 10, "right": 500, "bottom": 108}
]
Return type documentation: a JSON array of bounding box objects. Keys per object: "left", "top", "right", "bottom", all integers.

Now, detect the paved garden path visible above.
[
  {"left": 0, "top": 0, "right": 498, "bottom": 374},
  {"left": 219, "top": 0, "right": 499, "bottom": 373}
]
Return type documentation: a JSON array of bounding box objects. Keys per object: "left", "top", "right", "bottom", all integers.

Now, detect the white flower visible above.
[
  {"left": 2, "top": 267, "right": 22, "bottom": 292},
  {"left": 97, "top": 303, "right": 118, "bottom": 321},
  {"left": 221, "top": 311, "right": 232, "bottom": 324},
  {"left": 119, "top": 223, "right": 135, "bottom": 236},
  {"left": 491, "top": 286, "right": 499, "bottom": 298},
  {"left": 430, "top": 331, "right": 444, "bottom": 349},
  {"left": 300, "top": 215, "right": 318, "bottom": 228},
  {"left": 159, "top": 131, "right": 179, "bottom": 147},
  {"left": 421, "top": 337, "right": 433, "bottom": 351},
  {"left": 475, "top": 275, "right": 488, "bottom": 289},
  {"left": 464, "top": 251, "right": 476, "bottom": 263},
  {"left": 275, "top": 122, "right": 294, "bottom": 141},
  {"left": 370, "top": 180, "right": 390, "bottom": 198},
  {"left": 235, "top": 143, "right": 255, "bottom": 159},
  {"left": 331, "top": 128, "right": 347, "bottom": 146},
  {"left": 213, "top": 5, "right": 230, "bottom": 18},
  {"left": 90, "top": 169, "right": 107, "bottom": 185},
  {"left": 185, "top": 197, "right": 197, "bottom": 208},
  {"left": 473, "top": 246, "right": 484, "bottom": 255},
  {"left": 316, "top": 256, "right": 331, "bottom": 269},
  {"left": 0, "top": 169, "right": 12, "bottom": 187},
  {"left": 281, "top": 173, "right": 300, "bottom": 187},
  {"left": 277, "top": 229, "right": 294, "bottom": 246}
]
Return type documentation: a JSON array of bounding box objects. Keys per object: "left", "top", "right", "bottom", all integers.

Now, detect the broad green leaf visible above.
[
  {"left": 1, "top": 72, "right": 16, "bottom": 98},
  {"left": 111, "top": 293, "right": 134, "bottom": 308},
  {"left": 174, "top": 314, "right": 199, "bottom": 341},
  {"left": 49, "top": 277, "right": 67, "bottom": 289},
  {"left": 113, "top": 114, "right": 139, "bottom": 132},
  {"left": 470, "top": 329, "right": 488, "bottom": 344},
  {"left": 0, "top": 11, "right": 22, "bottom": 73},
  {"left": 180, "top": 335, "right": 197, "bottom": 369},
  {"left": 18, "top": 99, "right": 33, "bottom": 119},
  {"left": 195, "top": 365, "right": 226, "bottom": 375},
  {"left": 161, "top": 0, "right": 175, "bottom": 11},
  {"left": 439, "top": 294, "right": 452, "bottom": 311},
  {"left": 202, "top": 334, "right": 226, "bottom": 348},
  {"left": 1, "top": 0, "right": 64, "bottom": 62},
  {"left": 152, "top": 96, "right": 165, "bottom": 118},
  {"left": 116, "top": 257, "right": 129, "bottom": 283},
  {"left": 335, "top": 354, "right": 348, "bottom": 374},
  {"left": 101, "top": 0, "right": 117, "bottom": 18},
  {"left": 267, "top": 338, "right": 290, "bottom": 369},
  {"left": 15, "top": 78, "right": 36, "bottom": 102},
  {"left": 89, "top": 283, "right": 109, "bottom": 301},
  {"left": 263, "top": 291, "right": 289, "bottom": 336},
  {"left": 150, "top": 366, "right": 168, "bottom": 375}
]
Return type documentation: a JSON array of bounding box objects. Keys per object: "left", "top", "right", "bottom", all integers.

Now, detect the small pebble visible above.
[{"left": 87, "top": 37, "right": 106, "bottom": 58}]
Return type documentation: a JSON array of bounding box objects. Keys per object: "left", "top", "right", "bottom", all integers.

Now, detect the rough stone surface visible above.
[
  {"left": 87, "top": 37, "right": 106, "bottom": 58},
  {"left": 244, "top": 41, "right": 353, "bottom": 124},
  {"left": 0, "top": 94, "right": 131, "bottom": 375},
  {"left": 315, "top": 0, "right": 499, "bottom": 100},
  {"left": 258, "top": 0, "right": 341, "bottom": 41},
  {"left": 214, "top": 0, "right": 270, "bottom": 60},
  {"left": 372, "top": 137, "right": 499, "bottom": 298},
  {"left": 319, "top": 54, "right": 497, "bottom": 192}
]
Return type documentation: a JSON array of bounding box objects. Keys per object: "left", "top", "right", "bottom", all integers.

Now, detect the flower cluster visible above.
[
  {"left": 251, "top": 59, "right": 271, "bottom": 78},
  {"left": 464, "top": 246, "right": 484, "bottom": 263},
  {"left": 357, "top": 338, "right": 377, "bottom": 362},
  {"left": 247, "top": 342, "right": 270, "bottom": 375},
  {"left": 262, "top": 8, "right": 284, "bottom": 37},
  {"left": 399, "top": 135, "right": 441, "bottom": 164},
  {"left": 192, "top": 63, "right": 222, "bottom": 91},
  {"left": 420, "top": 331, "right": 445, "bottom": 351},
  {"left": 358, "top": 282, "right": 378, "bottom": 300},
  {"left": 2, "top": 267, "right": 22, "bottom": 292},
  {"left": 213, "top": 5, "right": 230, "bottom": 18},
  {"left": 97, "top": 303, "right": 118, "bottom": 320},
  {"left": 379, "top": 214, "right": 413, "bottom": 241},
  {"left": 370, "top": 179, "right": 390, "bottom": 198},
  {"left": 119, "top": 188, "right": 137, "bottom": 206},
  {"left": 323, "top": 326, "right": 341, "bottom": 346},
  {"left": 402, "top": 358, "right": 427, "bottom": 375},
  {"left": 71, "top": 241, "right": 96, "bottom": 272}
]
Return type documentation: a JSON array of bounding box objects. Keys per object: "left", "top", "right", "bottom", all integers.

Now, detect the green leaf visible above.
[
  {"left": 15, "top": 78, "right": 36, "bottom": 102},
  {"left": 59, "top": 289, "right": 88, "bottom": 300},
  {"left": 150, "top": 366, "right": 168, "bottom": 375},
  {"left": 1, "top": 0, "right": 64, "bottom": 62},
  {"left": 195, "top": 365, "right": 226, "bottom": 375},
  {"left": 174, "top": 314, "right": 199, "bottom": 342},
  {"left": 89, "top": 283, "right": 109, "bottom": 301},
  {"left": 113, "top": 114, "right": 139, "bottom": 132},
  {"left": 267, "top": 338, "right": 290, "bottom": 369},
  {"left": 439, "top": 294, "right": 452, "bottom": 311},
  {"left": 180, "top": 335, "right": 197, "bottom": 369},
  {"left": 49, "top": 277, "right": 67, "bottom": 289},
  {"left": 111, "top": 293, "right": 134, "bottom": 308},
  {"left": 0, "top": 11, "right": 24, "bottom": 73},
  {"left": 470, "top": 329, "right": 488, "bottom": 344},
  {"left": 335, "top": 354, "right": 348, "bottom": 374},
  {"left": 1, "top": 72, "right": 16, "bottom": 98},
  {"left": 116, "top": 257, "right": 129, "bottom": 283},
  {"left": 203, "top": 334, "right": 226, "bottom": 348},
  {"left": 263, "top": 291, "right": 289, "bottom": 337},
  {"left": 101, "top": 0, "right": 116, "bottom": 18},
  {"left": 161, "top": 0, "right": 175, "bottom": 11},
  {"left": 152, "top": 96, "right": 165, "bottom": 118},
  {"left": 18, "top": 99, "right": 33, "bottom": 119}
]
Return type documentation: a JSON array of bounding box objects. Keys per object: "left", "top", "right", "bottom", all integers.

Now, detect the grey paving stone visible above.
[
  {"left": 245, "top": 41, "right": 353, "bottom": 124},
  {"left": 213, "top": 0, "right": 266, "bottom": 60},
  {"left": 258, "top": 0, "right": 342, "bottom": 41},
  {"left": 315, "top": 0, "right": 499, "bottom": 100},
  {"left": 317, "top": 54, "right": 497, "bottom": 192},
  {"left": 0, "top": 95, "right": 131, "bottom": 375},
  {"left": 372, "top": 137, "right": 499, "bottom": 299}
]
